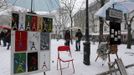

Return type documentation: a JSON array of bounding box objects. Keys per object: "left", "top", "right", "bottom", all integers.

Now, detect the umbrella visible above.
[
  {"left": 95, "top": 0, "right": 134, "bottom": 17},
  {"left": 6, "top": 0, "right": 60, "bottom": 12},
  {"left": 0, "top": 25, "right": 11, "bottom": 30}
]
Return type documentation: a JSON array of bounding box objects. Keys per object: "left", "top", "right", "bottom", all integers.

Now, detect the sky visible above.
[
  {"left": 5, "top": 0, "right": 95, "bottom": 13},
  {"left": 6, "top": 0, "right": 60, "bottom": 11},
  {"left": 72, "top": 0, "right": 95, "bottom": 15}
]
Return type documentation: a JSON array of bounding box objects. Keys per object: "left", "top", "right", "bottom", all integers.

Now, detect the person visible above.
[
  {"left": 0, "top": 31, "right": 1, "bottom": 45},
  {"left": 64, "top": 30, "right": 71, "bottom": 46},
  {"left": 5, "top": 30, "right": 11, "bottom": 50},
  {"left": 1, "top": 30, "right": 6, "bottom": 47},
  {"left": 75, "top": 29, "right": 83, "bottom": 51}
]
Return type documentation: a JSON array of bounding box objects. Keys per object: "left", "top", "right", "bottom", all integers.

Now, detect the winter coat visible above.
[
  {"left": 64, "top": 30, "right": 70, "bottom": 41},
  {"left": 75, "top": 31, "right": 83, "bottom": 40},
  {"left": 5, "top": 30, "right": 11, "bottom": 43}
]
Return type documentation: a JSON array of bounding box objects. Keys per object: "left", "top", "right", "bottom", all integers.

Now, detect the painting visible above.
[
  {"left": 25, "top": 14, "right": 32, "bottom": 31},
  {"left": 15, "top": 31, "right": 27, "bottom": 52},
  {"left": 28, "top": 32, "right": 40, "bottom": 51},
  {"left": 19, "top": 13, "right": 25, "bottom": 31},
  {"left": 37, "top": 16, "right": 43, "bottom": 31},
  {"left": 31, "top": 16, "right": 37, "bottom": 31},
  {"left": 42, "top": 17, "right": 52, "bottom": 32},
  {"left": 39, "top": 51, "right": 50, "bottom": 71},
  {"left": 14, "top": 53, "right": 26, "bottom": 74},
  {"left": 28, "top": 52, "right": 38, "bottom": 72},
  {"left": 12, "top": 13, "right": 19, "bottom": 30},
  {"left": 40, "top": 32, "right": 50, "bottom": 50}
]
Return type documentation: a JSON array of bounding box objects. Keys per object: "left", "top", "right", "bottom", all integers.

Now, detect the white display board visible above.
[{"left": 11, "top": 12, "right": 52, "bottom": 75}]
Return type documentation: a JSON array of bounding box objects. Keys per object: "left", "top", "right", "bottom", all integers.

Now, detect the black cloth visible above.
[
  {"left": 6, "top": 30, "right": 11, "bottom": 43},
  {"left": 75, "top": 31, "right": 83, "bottom": 40},
  {"left": 6, "top": 30, "right": 11, "bottom": 50},
  {"left": 64, "top": 30, "right": 70, "bottom": 40},
  {"left": 64, "top": 30, "right": 70, "bottom": 46},
  {"left": 75, "top": 30, "right": 83, "bottom": 51}
]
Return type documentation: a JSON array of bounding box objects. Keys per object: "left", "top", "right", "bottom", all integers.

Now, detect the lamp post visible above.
[{"left": 83, "top": 0, "right": 90, "bottom": 65}]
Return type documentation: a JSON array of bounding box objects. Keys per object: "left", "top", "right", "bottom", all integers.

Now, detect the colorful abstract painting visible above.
[
  {"left": 42, "top": 17, "right": 52, "bottom": 32},
  {"left": 14, "top": 53, "right": 26, "bottom": 74}
]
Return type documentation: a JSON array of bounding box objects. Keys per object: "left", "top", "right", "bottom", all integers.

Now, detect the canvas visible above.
[
  {"left": 12, "top": 13, "right": 19, "bottom": 30},
  {"left": 28, "top": 32, "right": 40, "bottom": 51},
  {"left": 28, "top": 52, "right": 38, "bottom": 72},
  {"left": 15, "top": 31, "right": 27, "bottom": 51},
  {"left": 14, "top": 53, "right": 26, "bottom": 74},
  {"left": 40, "top": 32, "right": 50, "bottom": 50}
]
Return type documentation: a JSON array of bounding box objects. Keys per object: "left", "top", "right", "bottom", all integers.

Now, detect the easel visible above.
[{"left": 108, "top": 45, "right": 127, "bottom": 75}]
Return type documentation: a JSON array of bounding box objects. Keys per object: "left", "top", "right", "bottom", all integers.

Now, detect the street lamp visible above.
[{"left": 83, "top": 0, "right": 90, "bottom": 65}]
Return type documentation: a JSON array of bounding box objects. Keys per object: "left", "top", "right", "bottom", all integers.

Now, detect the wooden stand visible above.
[{"left": 108, "top": 45, "right": 127, "bottom": 75}]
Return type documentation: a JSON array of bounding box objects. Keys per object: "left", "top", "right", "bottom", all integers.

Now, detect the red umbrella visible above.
[{"left": 0, "top": 25, "right": 11, "bottom": 30}]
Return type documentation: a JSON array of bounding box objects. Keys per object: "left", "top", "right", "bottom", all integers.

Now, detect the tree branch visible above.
[
  {"left": 124, "top": 13, "right": 129, "bottom": 25},
  {"left": 130, "top": 16, "right": 134, "bottom": 24},
  {"left": 104, "top": 19, "right": 109, "bottom": 26}
]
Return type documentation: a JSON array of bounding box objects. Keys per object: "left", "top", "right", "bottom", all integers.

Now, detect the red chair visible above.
[{"left": 57, "top": 46, "right": 75, "bottom": 75}]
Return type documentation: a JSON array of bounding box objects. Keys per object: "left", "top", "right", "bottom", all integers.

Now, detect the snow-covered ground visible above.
[{"left": 0, "top": 39, "right": 134, "bottom": 75}]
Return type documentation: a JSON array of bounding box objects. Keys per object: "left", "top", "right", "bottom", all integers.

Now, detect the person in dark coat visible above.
[
  {"left": 64, "top": 30, "right": 71, "bottom": 46},
  {"left": 75, "top": 29, "right": 83, "bottom": 51},
  {"left": 1, "top": 30, "right": 6, "bottom": 47},
  {"left": 0, "top": 31, "right": 1, "bottom": 45},
  {"left": 5, "top": 30, "right": 11, "bottom": 50}
]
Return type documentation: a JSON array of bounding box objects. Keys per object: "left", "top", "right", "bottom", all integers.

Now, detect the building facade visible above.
[{"left": 73, "top": 0, "right": 134, "bottom": 43}]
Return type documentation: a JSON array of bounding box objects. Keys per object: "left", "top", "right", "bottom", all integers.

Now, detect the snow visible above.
[{"left": 0, "top": 39, "right": 134, "bottom": 75}]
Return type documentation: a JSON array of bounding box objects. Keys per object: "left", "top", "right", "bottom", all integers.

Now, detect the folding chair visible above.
[{"left": 57, "top": 46, "right": 75, "bottom": 75}]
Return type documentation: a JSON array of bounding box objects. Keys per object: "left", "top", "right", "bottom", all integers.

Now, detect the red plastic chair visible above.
[{"left": 57, "top": 46, "right": 75, "bottom": 75}]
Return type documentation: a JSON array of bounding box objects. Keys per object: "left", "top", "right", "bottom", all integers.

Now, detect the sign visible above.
[
  {"left": 11, "top": 12, "right": 52, "bottom": 75},
  {"left": 110, "top": 22, "right": 121, "bottom": 45},
  {"left": 106, "top": 8, "right": 123, "bottom": 21}
]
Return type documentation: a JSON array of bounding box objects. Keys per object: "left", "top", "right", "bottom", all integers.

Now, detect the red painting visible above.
[
  {"left": 31, "top": 16, "right": 37, "bottom": 31},
  {"left": 15, "top": 31, "right": 27, "bottom": 51}
]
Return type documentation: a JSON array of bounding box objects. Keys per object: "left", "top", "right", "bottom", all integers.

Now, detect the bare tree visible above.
[
  {"left": 96, "top": 0, "right": 106, "bottom": 43},
  {"left": 52, "top": 7, "right": 71, "bottom": 40},
  {"left": 60, "top": 0, "right": 77, "bottom": 42},
  {"left": 124, "top": 13, "right": 134, "bottom": 49},
  {"left": 0, "top": 0, "right": 8, "bottom": 11},
  {"left": 89, "top": 10, "right": 96, "bottom": 33}
]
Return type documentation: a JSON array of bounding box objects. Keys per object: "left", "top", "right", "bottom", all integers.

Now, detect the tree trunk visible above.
[
  {"left": 127, "top": 24, "right": 132, "bottom": 49},
  {"left": 99, "top": 0, "right": 105, "bottom": 43},
  {"left": 99, "top": 17, "right": 104, "bottom": 43},
  {"left": 70, "top": 13, "right": 73, "bottom": 44}
]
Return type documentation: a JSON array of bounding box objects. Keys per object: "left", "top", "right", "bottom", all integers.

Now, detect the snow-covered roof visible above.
[{"left": 0, "top": 5, "right": 29, "bottom": 15}]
